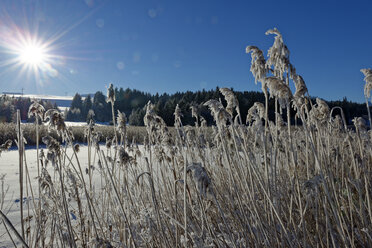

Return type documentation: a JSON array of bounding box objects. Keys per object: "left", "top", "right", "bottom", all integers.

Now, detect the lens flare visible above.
[
  {"left": 18, "top": 43, "right": 47, "bottom": 66},
  {"left": 0, "top": 8, "right": 97, "bottom": 89},
  {"left": 0, "top": 23, "right": 60, "bottom": 86}
]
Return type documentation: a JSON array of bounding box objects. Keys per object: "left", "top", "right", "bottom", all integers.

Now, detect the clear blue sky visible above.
[{"left": 0, "top": 0, "right": 371, "bottom": 102}]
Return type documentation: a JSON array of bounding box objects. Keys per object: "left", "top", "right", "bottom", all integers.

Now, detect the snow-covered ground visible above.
[
  {"left": 2, "top": 93, "right": 91, "bottom": 109},
  {"left": 64, "top": 121, "right": 107, "bottom": 127},
  {"left": 0, "top": 145, "right": 145, "bottom": 247},
  {"left": 0, "top": 148, "right": 40, "bottom": 247},
  {"left": 2, "top": 94, "right": 74, "bottom": 101},
  {"left": 58, "top": 106, "right": 69, "bottom": 112},
  {"left": 0, "top": 146, "right": 94, "bottom": 247}
]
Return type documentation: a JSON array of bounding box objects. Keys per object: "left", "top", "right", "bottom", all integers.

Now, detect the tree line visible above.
[
  {"left": 0, "top": 95, "right": 56, "bottom": 122},
  {"left": 64, "top": 87, "right": 368, "bottom": 126},
  {"left": 0, "top": 88, "right": 368, "bottom": 126}
]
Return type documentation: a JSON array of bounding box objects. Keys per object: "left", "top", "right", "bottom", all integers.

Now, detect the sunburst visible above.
[
  {"left": 18, "top": 42, "right": 47, "bottom": 67},
  {"left": 0, "top": 6, "right": 99, "bottom": 90},
  {"left": 0, "top": 26, "right": 59, "bottom": 84}
]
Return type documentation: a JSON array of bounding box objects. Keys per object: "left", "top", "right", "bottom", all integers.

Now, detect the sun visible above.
[
  {"left": 0, "top": 16, "right": 88, "bottom": 85},
  {"left": 18, "top": 43, "right": 47, "bottom": 67},
  {"left": 3, "top": 32, "right": 60, "bottom": 80}
]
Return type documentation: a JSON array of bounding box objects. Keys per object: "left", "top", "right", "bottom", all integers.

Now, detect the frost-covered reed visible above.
[{"left": 361, "top": 68, "right": 372, "bottom": 126}]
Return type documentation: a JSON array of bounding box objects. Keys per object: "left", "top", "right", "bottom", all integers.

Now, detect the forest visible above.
[{"left": 0, "top": 87, "right": 368, "bottom": 127}]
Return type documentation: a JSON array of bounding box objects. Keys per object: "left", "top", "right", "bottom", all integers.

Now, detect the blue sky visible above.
[{"left": 0, "top": 0, "right": 371, "bottom": 102}]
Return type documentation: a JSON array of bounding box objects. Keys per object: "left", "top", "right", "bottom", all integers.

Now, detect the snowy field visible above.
[
  {"left": 0, "top": 146, "right": 101, "bottom": 247},
  {"left": 0, "top": 143, "right": 156, "bottom": 247},
  {"left": 64, "top": 121, "right": 107, "bottom": 127},
  {"left": 0, "top": 148, "right": 39, "bottom": 247},
  {"left": 2, "top": 94, "right": 74, "bottom": 101}
]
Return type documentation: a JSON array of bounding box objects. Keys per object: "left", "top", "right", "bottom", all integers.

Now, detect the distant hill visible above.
[{"left": 1, "top": 93, "right": 93, "bottom": 109}]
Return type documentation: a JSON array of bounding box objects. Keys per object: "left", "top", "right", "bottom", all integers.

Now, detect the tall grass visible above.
[
  {"left": 0, "top": 29, "right": 371, "bottom": 247},
  {"left": 0, "top": 124, "right": 148, "bottom": 146}
]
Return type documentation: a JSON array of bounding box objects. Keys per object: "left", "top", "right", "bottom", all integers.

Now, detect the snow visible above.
[
  {"left": 64, "top": 121, "right": 107, "bottom": 127},
  {"left": 0, "top": 145, "right": 141, "bottom": 247},
  {"left": 0, "top": 146, "right": 94, "bottom": 247},
  {"left": 0, "top": 148, "right": 40, "bottom": 247},
  {"left": 2, "top": 94, "right": 74, "bottom": 101},
  {"left": 2, "top": 93, "right": 91, "bottom": 108}
]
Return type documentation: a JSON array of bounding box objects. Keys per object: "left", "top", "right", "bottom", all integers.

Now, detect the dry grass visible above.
[
  {"left": 0, "top": 123, "right": 148, "bottom": 146},
  {"left": 0, "top": 96, "right": 370, "bottom": 247}
]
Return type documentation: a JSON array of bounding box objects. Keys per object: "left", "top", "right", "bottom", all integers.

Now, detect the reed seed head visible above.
[
  {"left": 245, "top": 45, "right": 267, "bottom": 84},
  {"left": 220, "top": 88, "right": 239, "bottom": 116},
  {"left": 361, "top": 68, "right": 372, "bottom": 98},
  {"left": 28, "top": 100, "right": 45, "bottom": 120},
  {"left": 106, "top": 83, "right": 116, "bottom": 103}
]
